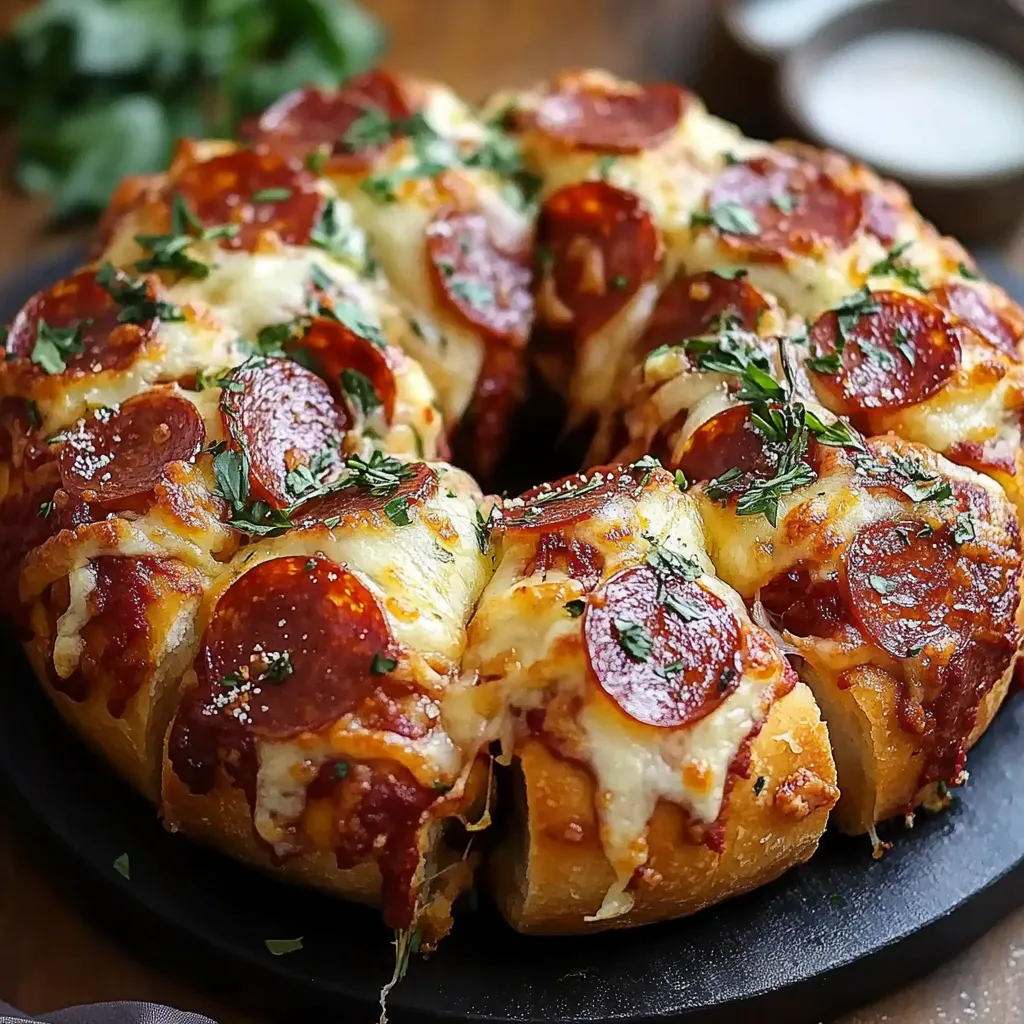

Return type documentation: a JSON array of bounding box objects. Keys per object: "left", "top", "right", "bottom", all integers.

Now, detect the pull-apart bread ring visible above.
[{"left": 0, "top": 65, "right": 1021, "bottom": 950}]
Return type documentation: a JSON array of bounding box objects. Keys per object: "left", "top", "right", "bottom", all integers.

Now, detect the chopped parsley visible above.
[
  {"left": 474, "top": 507, "right": 490, "bottom": 554},
  {"left": 95, "top": 262, "right": 184, "bottom": 324},
  {"left": 342, "top": 450, "right": 415, "bottom": 496},
  {"left": 674, "top": 469, "right": 689, "bottom": 492},
  {"left": 771, "top": 193, "right": 796, "bottom": 214},
  {"left": 692, "top": 202, "right": 760, "bottom": 236},
  {"left": 259, "top": 652, "right": 293, "bottom": 684},
  {"left": 834, "top": 287, "right": 883, "bottom": 345},
  {"left": 37, "top": 499, "right": 54, "bottom": 520},
  {"left": 867, "top": 241, "right": 926, "bottom": 292},
  {"left": 952, "top": 512, "right": 976, "bottom": 546},
  {"left": 612, "top": 618, "right": 653, "bottom": 661},
  {"left": 371, "top": 652, "right": 398, "bottom": 675},
  {"left": 310, "top": 197, "right": 364, "bottom": 264},
  {"left": 869, "top": 574, "right": 896, "bottom": 595},
  {"left": 112, "top": 853, "right": 130, "bottom": 880},
  {"left": 646, "top": 537, "right": 703, "bottom": 582},
  {"left": 610, "top": 274, "right": 629, "bottom": 291},
  {"left": 450, "top": 278, "right": 494, "bottom": 309},
  {"left": 264, "top": 938, "right": 303, "bottom": 956},
  {"left": 384, "top": 495, "right": 412, "bottom": 526},
  {"left": 565, "top": 599, "right": 586, "bottom": 618},
  {"left": 663, "top": 593, "right": 704, "bottom": 622},
  {"left": 30, "top": 318, "right": 86, "bottom": 374},
  {"left": 595, "top": 154, "right": 617, "bottom": 179},
  {"left": 753, "top": 776, "right": 766, "bottom": 796},
  {"left": 892, "top": 325, "right": 916, "bottom": 366},
  {"left": 23, "top": 399, "right": 40, "bottom": 427},
  {"left": 134, "top": 194, "right": 238, "bottom": 279},
  {"left": 340, "top": 368, "right": 382, "bottom": 418},
  {"left": 251, "top": 187, "right": 292, "bottom": 203},
  {"left": 333, "top": 761, "right": 350, "bottom": 779},
  {"left": 711, "top": 267, "right": 749, "bottom": 281},
  {"left": 957, "top": 261, "right": 981, "bottom": 281}
]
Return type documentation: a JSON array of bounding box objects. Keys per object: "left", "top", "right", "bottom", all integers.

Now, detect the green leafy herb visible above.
[
  {"left": 772, "top": 193, "right": 796, "bottom": 214},
  {"left": 952, "top": 512, "right": 976, "bottom": 546},
  {"left": 646, "top": 538, "right": 703, "bottom": 582},
  {"left": 95, "top": 262, "right": 183, "bottom": 324},
  {"left": 310, "top": 197, "right": 363, "bottom": 264},
  {"left": 674, "top": 469, "right": 689, "bottom": 492},
  {"left": 595, "top": 154, "right": 617, "bottom": 179},
  {"left": 211, "top": 448, "right": 249, "bottom": 509},
  {"left": 753, "top": 776, "right": 766, "bottom": 796},
  {"left": 957, "top": 261, "right": 981, "bottom": 281},
  {"left": 252, "top": 187, "right": 292, "bottom": 203},
  {"left": 371, "top": 651, "right": 398, "bottom": 675},
  {"left": 474, "top": 508, "right": 490, "bottom": 554},
  {"left": 565, "top": 599, "right": 586, "bottom": 618},
  {"left": 112, "top": 853, "right": 130, "bottom": 880},
  {"left": 265, "top": 937, "right": 303, "bottom": 957},
  {"left": 342, "top": 449, "right": 414, "bottom": 496},
  {"left": 693, "top": 202, "right": 760, "bottom": 236},
  {"left": 339, "top": 367, "right": 381, "bottom": 417},
  {"left": 31, "top": 318, "right": 86, "bottom": 373},
  {"left": 333, "top": 761, "right": 350, "bottom": 779},
  {"left": 450, "top": 278, "right": 494, "bottom": 309},
  {"left": 259, "top": 652, "right": 293, "bottom": 684},
  {"left": 867, "top": 242, "right": 926, "bottom": 292},
  {"left": 23, "top": 399, "right": 40, "bottom": 427},
  {"left": 892, "top": 325, "right": 916, "bottom": 366},
  {"left": 711, "top": 267, "right": 748, "bottom": 281},
  {"left": 134, "top": 194, "right": 238, "bottom": 278},
  {"left": 384, "top": 495, "right": 411, "bottom": 526},
  {"left": 38, "top": 499, "right": 54, "bottom": 519},
  {"left": 664, "top": 593, "right": 704, "bottom": 622},
  {"left": 0, "top": 0, "right": 384, "bottom": 221},
  {"left": 805, "top": 352, "right": 842, "bottom": 375},
  {"left": 869, "top": 574, "right": 896, "bottom": 595},
  {"left": 612, "top": 618, "right": 653, "bottom": 661},
  {"left": 834, "top": 287, "right": 882, "bottom": 344}
]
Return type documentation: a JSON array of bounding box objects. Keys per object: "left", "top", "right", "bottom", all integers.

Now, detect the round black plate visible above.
[{"left": 3, "top": 251, "right": 1024, "bottom": 1024}]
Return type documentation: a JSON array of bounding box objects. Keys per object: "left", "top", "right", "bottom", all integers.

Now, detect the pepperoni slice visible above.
[
  {"left": 57, "top": 392, "right": 205, "bottom": 504},
  {"left": 191, "top": 555, "right": 393, "bottom": 738},
  {"left": 638, "top": 272, "right": 770, "bottom": 356},
  {"left": 425, "top": 207, "right": 533, "bottom": 345},
  {"left": 531, "top": 80, "right": 688, "bottom": 153},
  {"left": 170, "top": 150, "right": 322, "bottom": 251},
  {"left": 450, "top": 341, "right": 525, "bottom": 483},
  {"left": 289, "top": 319, "right": 397, "bottom": 423},
  {"left": 808, "top": 292, "right": 961, "bottom": 413},
  {"left": 703, "top": 156, "right": 863, "bottom": 261},
  {"left": 584, "top": 564, "right": 742, "bottom": 728},
  {"left": 220, "top": 357, "right": 346, "bottom": 509},
  {"left": 5, "top": 269, "right": 158, "bottom": 377},
  {"left": 537, "top": 182, "right": 661, "bottom": 338},
  {"left": 931, "top": 283, "right": 1023, "bottom": 361},
  {"left": 498, "top": 463, "right": 649, "bottom": 533},
  {"left": 842, "top": 519, "right": 973, "bottom": 660},
  {"left": 292, "top": 460, "right": 438, "bottom": 529},
  {"left": 242, "top": 71, "right": 413, "bottom": 170},
  {"left": 675, "top": 404, "right": 782, "bottom": 483}
]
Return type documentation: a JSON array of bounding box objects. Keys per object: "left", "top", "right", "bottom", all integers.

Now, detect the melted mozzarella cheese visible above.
[
  {"left": 455, "top": 472, "right": 784, "bottom": 920},
  {"left": 52, "top": 563, "right": 98, "bottom": 677}
]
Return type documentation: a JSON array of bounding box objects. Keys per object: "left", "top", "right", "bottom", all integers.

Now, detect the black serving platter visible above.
[{"left": 3, "top": 250, "right": 1024, "bottom": 1024}]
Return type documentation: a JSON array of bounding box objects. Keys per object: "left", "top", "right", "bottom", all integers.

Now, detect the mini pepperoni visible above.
[
  {"left": 191, "top": 556, "right": 394, "bottom": 738},
  {"left": 931, "top": 283, "right": 1023, "bottom": 361},
  {"left": 584, "top": 564, "right": 742, "bottom": 728},
  {"left": 290, "top": 318, "right": 397, "bottom": 423},
  {"left": 499, "top": 463, "right": 648, "bottom": 533},
  {"left": 170, "top": 150, "right": 322, "bottom": 251},
  {"left": 220, "top": 357, "right": 346, "bottom": 509},
  {"left": 808, "top": 292, "right": 960, "bottom": 413},
  {"left": 537, "top": 182, "right": 661, "bottom": 338},
  {"left": 425, "top": 207, "right": 533, "bottom": 346},
  {"left": 5, "top": 269, "right": 157, "bottom": 377},
  {"left": 843, "top": 520, "right": 974, "bottom": 660},
  {"left": 703, "top": 156, "right": 863, "bottom": 261},
  {"left": 292, "top": 460, "right": 438, "bottom": 528},
  {"left": 58, "top": 392, "right": 205, "bottom": 504},
  {"left": 242, "top": 71, "right": 413, "bottom": 170},
  {"left": 531, "top": 80, "right": 688, "bottom": 153},
  {"left": 638, "top": 272, "right": 770, "bottom": 356},
  {"left": 675, "top": 404, "right": 782, "bottom": 484}
]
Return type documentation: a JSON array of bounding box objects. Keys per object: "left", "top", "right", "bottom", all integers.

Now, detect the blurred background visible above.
[{"left": 1, "top": 0, "right": 1024, "bottom": 270}]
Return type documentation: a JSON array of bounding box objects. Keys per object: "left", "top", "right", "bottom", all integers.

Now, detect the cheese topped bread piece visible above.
[
  {"left": 162, "top": 458, "right": 492, "bottom": 944},
  {"left": 446, "top": 461, "right": 836, "bottom": 930},
  {"left": 244, "top": 70, "right": 536, "bottom": 478}
]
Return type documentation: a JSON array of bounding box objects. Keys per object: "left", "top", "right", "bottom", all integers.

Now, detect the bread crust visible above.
[
  {"left": 490, "top": 682, "right": 837, "bottom": 934},
  {"left": 800, "top": 656, "right": 1016, "bottom": 835}
]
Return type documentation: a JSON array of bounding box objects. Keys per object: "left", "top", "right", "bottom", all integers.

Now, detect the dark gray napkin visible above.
[{"left": 0, "top": 1003, "right": 215, "bottom": 1024}]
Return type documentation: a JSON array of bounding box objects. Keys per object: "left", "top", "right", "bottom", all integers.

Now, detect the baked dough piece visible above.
[
  {"left": 243, "top": 70, "right": 536, "bottom": 477},
  {"left": 689, "top": 435, "right": 1021, "bottom": 835},
  {"left": 446, "top": 461, "right": 837, "bottom": 931},
  {"left": 162, "top": 460, "right": 492, "bottom": 942}
]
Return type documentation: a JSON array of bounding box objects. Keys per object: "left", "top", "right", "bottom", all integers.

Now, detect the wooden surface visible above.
[{"left": 2, "top": 0, "right": 1024, "bottom": 1021}]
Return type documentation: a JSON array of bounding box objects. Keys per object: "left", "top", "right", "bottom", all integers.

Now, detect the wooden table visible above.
[{"left": 3, "top": 0, "right": 1024, "bottom": 1021}]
